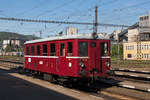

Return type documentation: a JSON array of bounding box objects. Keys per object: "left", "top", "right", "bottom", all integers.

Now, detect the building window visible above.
[
  {"left": 126, "top": 45, "right": 135, "bottom": 50},
  {"left": 141, "top": 54, "right": 144, "bottom": 58},
  {"left": 31, "top": 46, "right": 34, "bottom": 55},
  {"left": 127, "top": 54, "right": 132, "bottom": 58},
  {"left": 68, "top": 42, "right": 73, "bottom": 56},
  {"left": 50, "top": 43, "right": 55, "bottom": 56},
  {"left": 141, "top": 45, "right": 144, "bottom": 50},
  {"left": 36, "top": 45, "right": 40, "bottom": 56},
  {"left": 146, "top": 54, "right": 149, "bottom": 58},
  {"left": 144, "top": 45, "right": 147, "bottom": 50},
  {"left": 60, "top": 43, "right": 65, "bottom": 56},
  {"left": 148, "top": 54, "right": 150, "bottom": 58},
  {"left": 43, "top": 44, "right": 47, "bottom": 56},
  {"left": 26, "top": 46, "right": 29, "bottom": 55},
  {"left": 140, "top": 17, "right": 143, "bottom": 21},
  {"left": 146, "top": 45, "right": 148, "bottom": 50},
  {"left": 149, "top": 44, "right": 150, "bottom": 49}
]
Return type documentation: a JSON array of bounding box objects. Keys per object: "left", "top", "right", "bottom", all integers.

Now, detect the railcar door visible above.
[
  {"left": 89, "top": 41, "right": 101, "bottom": 72},
  {"left": 58, "top": 43, "right": 66, "bottom": 75}
]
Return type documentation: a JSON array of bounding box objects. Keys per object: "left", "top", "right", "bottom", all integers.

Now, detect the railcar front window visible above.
[
  {"left": 79, "top": 42, "right": 88, "bottom": 57},
  {"left": 91, "top": 42, "right": 96, "bottom": 47},
  {"left": 100, "top": 42, "right": 108, "bottom": 56},
  {"left": 68, "top": 42, "right": 73, "bottom": 56},
  {"left": 26, "top": 46, "right": 29, "bottom": 55}
]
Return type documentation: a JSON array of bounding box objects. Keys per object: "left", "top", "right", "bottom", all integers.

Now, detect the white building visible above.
[
  {"left": 139, "top": 12, "right": 150, "bottom": 33},
  {"left": 113, "top": 30, "right": 121, "bottom": 41},
  {"left": 3, "top": 40, "right": 10, "bottom": 50},
  {"left": 128, "top": 28, "right": 139, "bottom": 42},
  {"left": 2, "top": 39, "right": 21, "bottom": 50},
  {"left": 127, "top": 11, "right": 150, "bottom": 42},
  {"left": 66, "top": 27, "right": 78, "bottom": 35}
]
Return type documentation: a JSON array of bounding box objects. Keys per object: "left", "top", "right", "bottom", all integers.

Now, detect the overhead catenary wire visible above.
[
  {"left": 35, "top": 0, "right": 74, "bottom": 18},
  {"left": 116, "top": 0, "right": 150, "bottom": 12},
  {"left": 14, "top": 0, "right": 49, "bottom": 17},
  {"left": 0, "top": 17, "right": 130, "bottom": 28},
  {"left": 97, "top": 0, "right": 120, "bottom": 7},
  {"left": 66, "top": 4, "right": 95, "bottom": 18},
  {"left": 101, "top": 0, "right": 150, "bottom": 15},
  {"left": 100, "top": 0, "right": 150, "bottom": 21},
  {"left": 98, "top": 0, "right": 150, "bottom": 27}
]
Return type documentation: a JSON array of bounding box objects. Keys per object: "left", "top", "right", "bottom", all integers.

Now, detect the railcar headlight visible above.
[
  {"left": 80, "top": 62, "right": 85, "bottom": 68},
  {"left": 106, "top": 62, "right": 110, "bottom": 67}
]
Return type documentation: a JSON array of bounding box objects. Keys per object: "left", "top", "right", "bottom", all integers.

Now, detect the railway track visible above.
[
  {"left": 0, "top": 58, "right": 24, "bottom": 64},
  {"left": 113, "top": 68, "right": 150, "bottom": 74},
  {"left": 112, "top": 68, "right": 150, "bottom": 81},
  {"left": 0, "top": 59, "right": 150, "bottom": 100}
]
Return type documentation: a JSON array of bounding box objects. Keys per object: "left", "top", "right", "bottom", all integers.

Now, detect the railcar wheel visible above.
[{"left": 44, "top": 73, "right": 55, "bottom": 82}]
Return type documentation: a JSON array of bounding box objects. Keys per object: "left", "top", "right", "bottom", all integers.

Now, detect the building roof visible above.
[
  {"left": 25, "top": 33, "right": 109, "bottom": 44},
  {"left": 119, "top": 22, "right": 139, "bottom": 37}
]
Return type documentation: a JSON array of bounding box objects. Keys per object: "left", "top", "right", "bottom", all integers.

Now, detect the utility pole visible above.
[
  {"left": 94, "top": 5, "right": 98, "bottom": 34},
  {"left": 137, "top": 34, "right": 141, "bottom": 60},
  {"left": 40, "top": 30, "right": 42, "bottom": 38},
  {"left": 117, "top": 28, "right": 123, "bottom": 66}
]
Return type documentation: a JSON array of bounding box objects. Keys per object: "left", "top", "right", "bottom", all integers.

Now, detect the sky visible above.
[{"left": 0, "top": 0, "right": 150, "bottom": 37}]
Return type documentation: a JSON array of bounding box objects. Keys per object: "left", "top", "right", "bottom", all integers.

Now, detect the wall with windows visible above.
[
  {"left": 128, "top": 28, "right": 139, "bottom": 42},
  {"left": 123, "top": 41, "right": 150, "bottom": 60},
  {"left": 25, "top": 41, "right": 74, "bottom": 57}
]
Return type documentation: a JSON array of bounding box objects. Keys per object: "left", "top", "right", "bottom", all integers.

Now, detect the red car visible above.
[{"left": 24, "top": 34, "right": 111, "bottom": 83}]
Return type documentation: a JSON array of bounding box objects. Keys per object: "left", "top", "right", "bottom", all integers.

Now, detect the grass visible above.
[
  {"left": 0, "top": 56, "right": 149, "bottom": 68},
  {"left": 0, "top": 56, "right": 24, "bottom": 61},
  {"left": 111, "top": 57, "right": 150, "bottom": 68}
]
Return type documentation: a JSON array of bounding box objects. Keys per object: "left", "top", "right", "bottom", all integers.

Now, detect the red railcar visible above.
[{"left": 24, "top": 34, "right": 111, "bottom": 82}]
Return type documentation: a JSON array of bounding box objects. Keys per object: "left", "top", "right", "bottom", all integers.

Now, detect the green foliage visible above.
[
  {"left": 0, "top": 32, "right": 40, "bottom": 40},
  {"left": 0, "top": 40, "right": 2, "bottom": 43},
  {"left": 4, "top": 44, "right": 24, "bottom": 52},
  {"left": 4, "top": 45, "right": 12, "bottom": 52},
  {"left": 0, "top": 31, "right": 38, "bottom": 52},
  {"left": 111, "top": 44, "right": 123, "bottom": 59}
]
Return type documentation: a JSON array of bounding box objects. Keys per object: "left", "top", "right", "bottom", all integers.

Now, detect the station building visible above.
[{"left": 123, "top": 41, "right": 150, "bottom": 60}]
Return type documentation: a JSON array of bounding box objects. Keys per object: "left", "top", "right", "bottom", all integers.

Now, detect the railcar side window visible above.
[
  {"left": 43, "top": 44, "right": 47, "bottom": 56},
  {"left": 79, "top": 42, "right": 88, "bottom": 57},
  {"left": 31, "top": 46, "right": 34, "bottom": 55},
  {"left": 60, "top": 43, "right": 65, "bottom": 56},
  {"left": 68, "top": 42, "right": 73, "bottom": 56},
  {"left": 50, "top": 43, "right": 55, "bottom": 56},
  {"left": 26, "top": 46, "right": 29, "bottom": 55},
  {"left": 36, "top": 45, "right": 40, "bottom": 56},
  {"left": 100, "top": 42, "right": 108, "bottom": 56}
]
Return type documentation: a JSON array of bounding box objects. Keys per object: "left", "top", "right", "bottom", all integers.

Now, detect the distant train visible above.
[{"left": 24, "top": 34, "right": 111, "bottom": 83}]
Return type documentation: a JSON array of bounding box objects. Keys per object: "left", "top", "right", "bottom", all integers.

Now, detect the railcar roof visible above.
[{"left": 25, "top": 34, "right": 109, "bottom": 44}]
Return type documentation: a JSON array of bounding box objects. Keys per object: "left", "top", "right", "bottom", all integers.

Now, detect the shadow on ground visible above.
[
  {"left": 0, "top": 67, "right": 122, "bottom": 95},
  {"left": 0, "top": 68, "right": 78, "bottom": 100}
]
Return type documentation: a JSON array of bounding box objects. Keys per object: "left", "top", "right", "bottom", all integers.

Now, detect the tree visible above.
[
  {"left": 4, "top": 45, "right": 12, "bottom": 52},
  {"left": 111, "top": 44, "right": 123, "bottom": 59}
]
